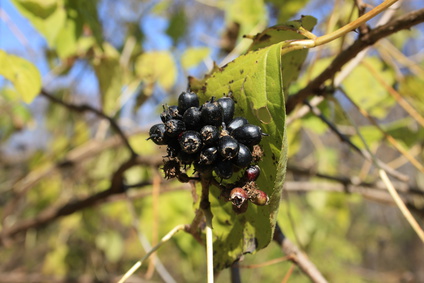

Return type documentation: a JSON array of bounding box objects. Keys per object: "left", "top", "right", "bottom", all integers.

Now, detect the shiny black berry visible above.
[
  {"left": 199, "top": 147, "right": 218, "bottom": 165},
  {"left": 232, "top": 124, "right": 264, "bottom": 146},
  {"left": 244, "top": 165, "right": 260, "bottom": 181},
  {"left": 226, "top": 117, "right": 248, "bottom": 133},
  {"left": 200, "top": 125, "right": 219, "bottom": 146},
  {"left": 232, "top": 144, "right": 252, "bottom": 168},
  {"left": 178, "top": 130, "right": 203, "bottom": 154},
  {"left": 147, "top": 123, "right": 167, "bottom": 145},
  {"left": 161, "top": 105, "right": 182, "bottom": 122},
  {"left": 213, "top": 159, "right": 233, "bottom": 179},
  {"left": 183, "top": 107, "right": 201, "bottom": 130},
  {"left": 201, "top": 99, "right": 223, "bottom": 127},
  {"left": 217, "top": 97, "right": 235, "bottom": 124},
  {"left": 218, "top": 136, "right": 239, "bottom": 160},
  {"left": 178, "top": 151, "right": 199, "bottom": 165},
  {"left": 178, "top": 91, "right": 199, "bottom": 114},
  {"left": 164, "top": 119, "right": 186, "bottom": 137}
]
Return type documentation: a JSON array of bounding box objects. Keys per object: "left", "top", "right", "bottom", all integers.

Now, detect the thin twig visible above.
[
  {"left": 341, "top": 99, "right": 424, "bottom": 242},
  {"left": 340, "top": 87, "right": 424, "bottom": 174},
  {"left": 286, "top": 8, "right": 424, "bottom": 113},
  {"left": 273, "top": 223, "right": 328, "bottom": 283},
  {"left": 40, "top": 89, "right": 137, "bottom": 157},
  {"left": 117, "top": 224, "right": 186, "bottom": 283},
  {"left": 378, "top": 170, "right": 424, "bottom": 242},
  {"left": 304, "top": 100, "right": 409, "bottom": 181}
]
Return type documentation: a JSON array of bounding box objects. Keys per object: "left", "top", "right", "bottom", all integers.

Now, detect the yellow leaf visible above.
[
  {"left": 0, "top": 50, "right": 42, "bottom": 103},
  {"left": 135, "top": 51, "right": 176, "bottom": 93},
  {"left": 181, "top": 47, "right": 210, "bottom": 69}
]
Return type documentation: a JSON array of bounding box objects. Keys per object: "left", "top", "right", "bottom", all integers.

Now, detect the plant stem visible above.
[
  {"left": 200, "top": 173, "right": 214, "bottom": 283},
  {"left": 284, "top": 0, "right": 400, "bottom": 52},
  {"left": 118, "top": 224, "right": 186, "bottom": 283}
]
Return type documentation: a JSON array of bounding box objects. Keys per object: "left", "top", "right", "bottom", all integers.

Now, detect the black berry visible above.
[
  {"left": 232, "top": 124, "right": 264, "bottom": 146},
  {"left": 232, "top": 144, "right": 252, "bottom": 168},
  {"left": 164, "top": 119, "right": 186, "bottom": 137},
  {"left": 226, "top": 117, "right": 248, "bottom": 133},
  {"left": 161, "top": 105, "right": 182, "bottom": 122},
  {"left": 213, "top": 159, "right": 233, "bottom": 179},
  {"left": 178, "top": 151, "right": 199, "bottom": 165},
  {"left": 200, "top": 125, "right": 219, "bottom": 146},
  {"left": 178, "top": 91, "right": 199, "bottom": 113},
  {"left": 147, "top": 123, "right": 167, "bottom": 145},
  {"left": 199, "top": 147, "right": 218, "bottom": 165},
  {"left": 218, "top": 136, "right": 239, "bottom": 160},
  {"left": 183, "top": 107, "right": 202, "bottom": 130},
  {"left": 217, "top": 97, "right": 235, "bottom": 124},
  {"left": 200, "top": 99, "right": 223, "bottom": 127},
  {"left": 178, "top": 130, "right": 203, "bottom": 154}
]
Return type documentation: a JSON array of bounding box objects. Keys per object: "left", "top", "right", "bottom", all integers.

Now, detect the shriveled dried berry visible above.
[
  {"left": 230, "top": 187, "right": 248, "bottom": 208},
  {"left": 178, "top": 130, "right": 203, "bottom": 154},
  {"left": 178, "top": 91, "right": 199, "bottom": 114},
  {"left": 250, "top": 189, "right": 269, "bottom": 206},
  {"left": 218, "top": 136, "right": 239, "bottom": 160}
]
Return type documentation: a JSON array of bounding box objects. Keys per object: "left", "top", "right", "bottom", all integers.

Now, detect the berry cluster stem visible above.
[{"left": 199, "top": 172, "right": 215, "bottom": 283}]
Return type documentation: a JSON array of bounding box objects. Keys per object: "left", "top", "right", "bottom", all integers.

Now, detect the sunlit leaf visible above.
[
  {"left": 246, "top": 16, "right": 317, "bottom": 94},
  {"left": 11, "top": 0, "right": 66, "bottom": 47},
  {"left": 224, "top": 0, "right": 267, "bottom": 42},
  {"left": 194, "top": 40, "right": 288, "bottom": 269},
  {"left": 343, "top": 57, "right": 396, "bottom": 118},
  {"left": 0, "top": 50, "right": 42, "bottom": 103},
  {"left": 181, "top": 47, "right": 210, "bottom": 69},
  {"left": 135, "top": 51, "right": 177, "bottom": 94},
  {"left": 92, "top": 43, "right": 122, "bottom": 114},
  {"left": 265, "top": 0, "right": 310, "bottom": 22}
]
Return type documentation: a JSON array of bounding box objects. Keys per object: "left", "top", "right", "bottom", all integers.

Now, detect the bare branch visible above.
[
  {"left": 0, "top": 155, "right": 162, "bottom": 245},
  {"left": 40, "top": 89, "right": 137, "bottom": 157},
  {"left": 273, "top": 223, "right": 328, "bottom": 283},
  {"left": 286, "top": 8, "right": 424, "bottom": 114}
]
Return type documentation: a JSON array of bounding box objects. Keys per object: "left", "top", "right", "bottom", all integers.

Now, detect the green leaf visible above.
[
  {"left": 224, "top": 0, "right": 267, "bottom": 41},
  {"left": 135, "top": 51, "right": 177, "bottom": 95},
  {"left": 194, "top": 40, "right": 288, "bottom": 269},
  {"left": 246, "top": 16, "right": 317, "bottom": 94},
  {"left": 342, "top": 57, "right": 396, "bottom": 118},
  {"left": 181, "top": 47, "right": 210, "bottom": 69},
  {"left": 266, "top": 0, "right": 310, "bottom": 23},
  {"left": 0, "top": 50, "right": 42, "bottom": 103},
  {"left": 11, "top": 0, "right": 66, "bottom": 47},
  {"left": 166, "top": 8, "right": 187, "bottom": 45},
  {"left": 92, "top": 44, "right": 122, "bottom": 114}
]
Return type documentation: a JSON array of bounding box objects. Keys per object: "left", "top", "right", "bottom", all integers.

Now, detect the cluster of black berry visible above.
[{"left": 148, "top": 90, "right": 269, "bottom": 213}]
